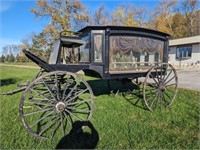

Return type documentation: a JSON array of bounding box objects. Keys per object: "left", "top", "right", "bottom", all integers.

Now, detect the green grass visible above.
[
  {"left": 0, "top": 66, "right": 199, "bottom": 149},
  {"left": 0, "top": 62, "right": 39, "bottom": 67}
]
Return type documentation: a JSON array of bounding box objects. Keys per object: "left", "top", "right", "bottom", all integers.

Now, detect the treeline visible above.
[
  {"left": 0, "top": 54, "right": 15, "bottom": 63},
  {"left": 0, "top": 44, "right": 50, "bottom": 63},
  {"left": 0, "top": 50, "right": 50, "bottom": 63},
  {"left": 1, "top": 0, "right": 199, "bottom": 63}
]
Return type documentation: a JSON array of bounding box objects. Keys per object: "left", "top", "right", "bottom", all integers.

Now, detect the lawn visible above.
[{"left": 0, "top": 65, "right": 199, "bottom": 149}]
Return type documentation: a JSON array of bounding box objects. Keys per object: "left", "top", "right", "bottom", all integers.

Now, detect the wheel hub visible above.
[
  {"left": 158, "top": 79, "right": 165, "bottom": 91},
  {"left": 55, "top": 102, "right": 66, "bottom": 112}
]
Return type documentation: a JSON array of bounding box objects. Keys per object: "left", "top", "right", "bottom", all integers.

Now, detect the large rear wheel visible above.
[{"left": 19, "top": 71, "right": 94, "bottom": 139}]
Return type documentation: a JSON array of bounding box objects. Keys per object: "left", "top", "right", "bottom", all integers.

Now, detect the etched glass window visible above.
[
  {"left": 109, "top": 36, "right": 164, "bottom": 71},
  {"left": 94, "top": 34, "right": 103, "bottom": 62}
]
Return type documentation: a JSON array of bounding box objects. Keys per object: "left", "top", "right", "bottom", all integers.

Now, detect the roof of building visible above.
[
  {"left": 169, "top": 35, "right": 200, "bottom": 46},
  {"left": 78, "top": 25, "right": 171, "bottom": 37}
]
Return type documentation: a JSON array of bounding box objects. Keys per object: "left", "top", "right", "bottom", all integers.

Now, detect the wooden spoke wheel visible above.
[
  {"left": 19, "top": 71, "right": 94, "bottom": 139},
  {"left": 143, "top": 63, "right": 178, "bottom": 111}
]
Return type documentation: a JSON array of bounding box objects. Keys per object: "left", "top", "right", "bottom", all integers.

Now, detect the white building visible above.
[{"left": 169, "top": 35, "right": 200, "bottom": 67}]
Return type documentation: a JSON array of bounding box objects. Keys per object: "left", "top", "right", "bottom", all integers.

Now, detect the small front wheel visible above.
[{"left": 143, "top": 63, "right": 178, "bottom": 111}]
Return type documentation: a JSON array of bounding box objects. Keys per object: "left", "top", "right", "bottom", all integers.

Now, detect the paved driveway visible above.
[{"left": 177, "top": 69, "right": 200, "bottom": 91}]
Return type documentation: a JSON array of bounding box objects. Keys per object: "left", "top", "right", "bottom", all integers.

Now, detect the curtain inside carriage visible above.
[{"left": 109, "top": 36, "right": 164, "bottom": 71}]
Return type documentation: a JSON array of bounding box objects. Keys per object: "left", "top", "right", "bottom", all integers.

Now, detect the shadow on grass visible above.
[
  {"left": 87, "top": 79, "right": 110, "bottom": 96},
  {"left": 122, "top": 88, "right": 148, "bottom": 111},
  {"left": 87, "top": 79, "right": 147, "bottom": 110},
  {"left": 55, "top": 121, "right": 99, "bottom": 149},
  {"left": 0, "top": 78, "right": 21, "bottom": 86}
]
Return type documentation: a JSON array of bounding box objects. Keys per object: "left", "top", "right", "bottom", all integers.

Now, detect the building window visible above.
[{"left": 176, "top": 45, "right": 192, "bottom": 59}]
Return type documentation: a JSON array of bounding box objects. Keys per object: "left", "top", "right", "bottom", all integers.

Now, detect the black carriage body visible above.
[{"left": 24, "top": 26, "right": 170, "bottom": 79}]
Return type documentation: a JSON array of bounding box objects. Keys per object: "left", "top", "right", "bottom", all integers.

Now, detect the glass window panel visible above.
[
  {"left": 188, "top": 47, "right": 192, "bottom": 57},
  {"left": 183, "top": 47, "right": 187, "bottom": 57},
  {"left": 176, "top": 48, "right": 179, "bottom": 58},
  {"left": 94, "top": 34, "right": 103, "bottom": 62},
  {"left": 80, "top": 35, "right": 90, "bottom": 62},
  {"left": 154, "top": 52, "right": 159, "bottom": 62},
  {"left": 109, "top": 36, "right": 164, "bottom": 71},
  {"left": 179, "top": 48, "right": 183, "bottom": 57},
  {"left": 61, "top": 47, "right": 79, "bottom": 64}
]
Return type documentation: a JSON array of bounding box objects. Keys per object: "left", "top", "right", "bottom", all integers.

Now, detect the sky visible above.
[{"left": 0, "top": 0, "right": 159, "bottom": 55}]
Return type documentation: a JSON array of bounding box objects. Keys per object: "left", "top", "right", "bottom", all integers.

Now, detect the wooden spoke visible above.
[
  {"left": 51, "top": 113, "right": 60, "bottom": 139},
  {"left": 24, "top": 107, "right": 53, "bottom": 117},
  {"left": 149, "top": 74, "right": 159, "bottom": 85},
  {"left": 39, "top": 113, "right": 57, "bottom": 136},
  {"left": 162, "top": 93, "right": 170, "bottom": 107},
  {"left": 55, "top": 74, "right": 61, "bottom": 101},
  {"left": 62, "top": 83, "right": 78, "bottom": 102},
  {"left": 60, "top": 113, "right": 65, "bottom": 137},
  {"left": 65, "top": 109, "right": 84, "bottom": 121},
  {"left": 65, "top": 88, "right": 88, "bottom": 103},
  {"left": 164, "top": 76, "right": 175, "bottom": 85},
  {"left": 30, "top": 88, "right": 51, "bottom": 101},
  {"left": 24, "top": 100, "right": 54, "bottom": 107},
  {"left": 61, "top": 76, "right": 73, "bottom": 100},
  {"left": 149, "top": 92, "right": 159, "bottom": 109},
  {"left": 42, "top": 78, "right": 57, "bottom": 101},
  {"left": 63, "top": 111, "right": 72, "bottom": 126},
  {"left": 30, "top": 110, "right": 54, "bottom": 128},
  {"left": 164, "top": 70, "right": 173, "bottom": 83}
]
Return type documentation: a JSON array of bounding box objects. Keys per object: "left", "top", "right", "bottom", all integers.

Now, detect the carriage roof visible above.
[{"left": 78, "top": 25, "right": 171, "bottom": 38}]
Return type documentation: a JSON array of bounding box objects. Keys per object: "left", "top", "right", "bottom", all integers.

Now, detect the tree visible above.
[
  {"left": 2, "top": 44, "right": 20, "bottom": 57},
  {"left": 20, "top": 32, "right": 37, "bottom": 50},
  {"left": 4, "top": 54, "right": 15, "bottom": 62},
  {"left": 15, "top": 53, "right": 30, "bottom": 62},
  {"left": 180, "top": 0, "right": 200, "bottom": 36},
  {"left": 112, "top": 4, "right": 139, "bottom": 26},
  {"left": 150, "top": 0, "right": 179, "bottom": 34},
  {"left": 8, "top": 54, "right": 15, "bottom": 62},
  {"left": 0, "top": 55, "right": 5, "bottom": 62},
  {"left": 93, "top": 5, "right": 110, "bottom": 25},
  {"left": 30, "top": 0, "right": 89, "bottom": 49},
  {"left": 112, "top": 5, "right": 126, "bottom": 25},
  {"left": 171, "top": 13, "right": 187, "bottom": 38},
  {"left": 134, "top": 7, "right": 147, "bottom": 27}
]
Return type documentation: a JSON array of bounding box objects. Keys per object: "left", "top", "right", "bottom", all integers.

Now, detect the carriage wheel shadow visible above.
[
  {"left": 122, "top": 87, "right": 148, "bottom": 111},
  {"left": 87, "top": 79, "right": 148, "bottom": 111},
  {"left": 55, "top": 121, "right": 99, "bottom": 149}
]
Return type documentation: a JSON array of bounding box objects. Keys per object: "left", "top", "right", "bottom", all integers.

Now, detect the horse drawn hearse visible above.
[{"left": 3, "top": 26, "right": 178, "bottom": 139}]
